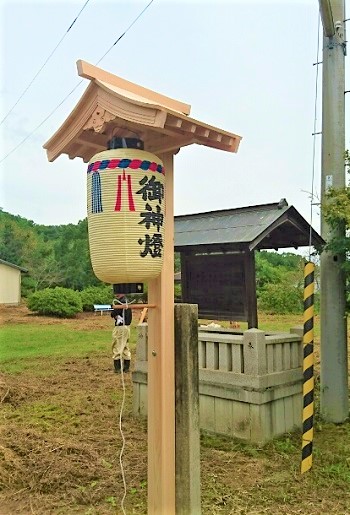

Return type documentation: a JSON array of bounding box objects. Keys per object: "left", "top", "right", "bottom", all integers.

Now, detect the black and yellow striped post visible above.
[{"left": 301, "top": 261, "right": 315, "bottom": 474}]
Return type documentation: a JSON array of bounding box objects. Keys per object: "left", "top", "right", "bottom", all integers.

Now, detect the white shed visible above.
[{"left": 0, "top": 259, "right": 28, "bottom": 305}]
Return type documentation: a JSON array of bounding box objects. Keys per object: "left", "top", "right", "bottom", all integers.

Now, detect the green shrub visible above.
[
  {"left": 314, "top": 292, "right": 320, "bottom": 314},
  {"left": 258, "top": 283, "right": 303, "bottom": 314},
  {"left": 174, "top": 283, "right": 182, "bottom": 301},
  {"left": 28, "top": 287, "right": 83, "bottom": 317},
  {"left": 21, "top": 276, "right": 37, "bottom": 298},
  {"left": 79, "top": 285, "right": 113, "bottom": 311}
]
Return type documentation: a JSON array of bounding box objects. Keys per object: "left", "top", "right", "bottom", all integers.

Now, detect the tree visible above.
[
  {"left": 258, "top": 278, "right": 304, "bottom": 314},
  {"left": 53, "top": 219, "right": 99, "bottom": 290},
  {"left": 24, "top": 241, "right": 64, "bottom": 291},
  {"left": 0, "top": 218, "right": 39, "bottom": 267},
  {"left": 323, "top": 150, "right": 350, "bottom": 308},
  {"left": 255, "top": 251, "right": 303, "bottom": 291}
]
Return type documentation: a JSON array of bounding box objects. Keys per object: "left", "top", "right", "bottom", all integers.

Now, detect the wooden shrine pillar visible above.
[
  {"left": 147, "top": 152, "right": 175, "bottom": 514},
  {"left": 244, "top": 250, "right": 258, "bottom": 329}
]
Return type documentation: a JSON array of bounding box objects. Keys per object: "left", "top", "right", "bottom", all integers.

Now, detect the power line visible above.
[
  {"left": 0, "top": 82, "right": 84, "bottom": 165},
  {"left": 308, "top": 13, "right": 321, "bottom": 258},
  {"left": 0, "top": 0, "right": 155, "bottom": 165},
  {"left": 96, "top": 0, "right": 154, "bottom": 65},
  {"left": 0, "top": 0, "right": 91, "bottom": 126}
]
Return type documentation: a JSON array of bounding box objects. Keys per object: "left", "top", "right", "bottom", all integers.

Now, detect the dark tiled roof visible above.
[{"left": 175, "top": 200, "right": 324, "bottom": 250}]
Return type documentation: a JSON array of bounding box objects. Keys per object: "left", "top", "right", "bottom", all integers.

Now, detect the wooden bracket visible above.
[{"left": 139, "top": 307, "right": 148, "bottom": 324}]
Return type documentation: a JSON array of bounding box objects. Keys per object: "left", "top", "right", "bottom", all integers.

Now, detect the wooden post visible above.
[
  {"left": 244, "top": 250, "right": 258, "bottom": 328},
  {"left": 174, "top": 304, "right": 201, "bottom": 515},
  {"left": 147, "top": 152, "right": 175, "bottom": 514}
]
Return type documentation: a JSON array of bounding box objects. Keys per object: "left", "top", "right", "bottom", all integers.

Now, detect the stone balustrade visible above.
[{"left": 132, "top": 324, "right": 303, "bottom": 444}]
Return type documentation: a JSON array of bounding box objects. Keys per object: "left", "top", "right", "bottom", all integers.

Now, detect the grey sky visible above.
[{"left": 0, "top": 0, "right": 349, "bottom": 229}]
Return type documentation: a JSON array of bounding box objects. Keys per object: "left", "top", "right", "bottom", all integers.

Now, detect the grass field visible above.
[{"left": 0, "top": 305, "right": 349, "bottom": 514}]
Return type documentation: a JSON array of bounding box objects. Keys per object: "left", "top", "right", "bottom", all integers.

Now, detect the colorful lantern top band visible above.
[{"left": 87, "top": 158, "right": 165, "bottom": 175}]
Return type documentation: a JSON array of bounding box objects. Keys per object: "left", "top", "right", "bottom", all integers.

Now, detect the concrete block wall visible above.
[{"left": 132, "top": 324, "right": 303, "bottom": 444}]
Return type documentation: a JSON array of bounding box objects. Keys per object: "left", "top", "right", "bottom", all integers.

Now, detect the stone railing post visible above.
[
  {"left": 242, "top": 328, "right": 267, "bottom": 375},
  {"left": 290, "top": 326, "right": 304, "bottom": 366},
  {"left": 133, "top": 323, "right": 148, "bottom": 416},
  {"left": 290, "top": 326, "right": 304, "bottom": 338},
  {"left": 136, "top": 322, "right": 148, "bottom": 364}
]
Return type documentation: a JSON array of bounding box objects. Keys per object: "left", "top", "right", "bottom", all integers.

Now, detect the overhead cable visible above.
[
  {"left": 0, "top": 81, "right": 83, "bottom": 164},
  {"left": 96, "top": 0, "right": 154, "bottom": 65},
  {"left": 308, "top": 13, "right": 321, "bottom": 258},
  {"left": 0, "top": 0, "right": 91, "bottom": 126},
  {"left": 0, "top": 0, "right": 155, "bottom": 165}
]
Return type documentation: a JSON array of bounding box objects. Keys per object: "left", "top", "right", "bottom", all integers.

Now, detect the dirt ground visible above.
[
  {"left": 1, "top": 305, "right": 350, "bottom": 514},
  {"left": 0, "top": 303, "right": 127, "bottom": 329}
]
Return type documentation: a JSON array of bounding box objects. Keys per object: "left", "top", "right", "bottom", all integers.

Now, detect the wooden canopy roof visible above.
[
  {"left": 44, "top": 60, "right": 242, "bottom": 162},
  {"left": 174, "top": 199, "right": 325, "bottom": 252}
]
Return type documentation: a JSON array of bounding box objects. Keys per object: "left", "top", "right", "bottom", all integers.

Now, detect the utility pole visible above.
[{"left": 319, "top": 0, "right": 348, "bottom": 422}]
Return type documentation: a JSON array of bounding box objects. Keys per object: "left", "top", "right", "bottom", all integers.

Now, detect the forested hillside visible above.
[
  {"left": 0, "top": 209, "right": 99, "bottom": 294},
  {"left": 0, "top": 208, "right": 310, "bottom": 312}
]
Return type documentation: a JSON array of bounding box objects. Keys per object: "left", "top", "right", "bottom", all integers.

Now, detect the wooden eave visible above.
[
  {"left": 43, "top": 61, "right": 242, "bottom": 162},
  {"left": 249, "top": 207, "right": 325, "bottom": 251},
  {"left": 174, "top": 204, "right": 324, "bottom": 252}
]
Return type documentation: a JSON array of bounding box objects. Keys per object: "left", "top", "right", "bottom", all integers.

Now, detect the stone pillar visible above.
[
  {"left": 136, "top": 322, "right": 148, "bottom": 363},
  {"left": 290, "top": 326, "right": 304, "bottom": 366},
  {"left": 174, "top": 304, "right": 201, "bottom": 515},
  {"left": 290, "top": 326, "right": 304, "bottom": 338},
  {"left": 243, "top": 328, "right": 267, "bottom": 375}
]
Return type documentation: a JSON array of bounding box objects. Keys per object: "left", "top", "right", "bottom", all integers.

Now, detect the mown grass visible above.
[
  {"left": 259, "top": 312, "right": 321, "bottom": 338},
  {"left": 201, "top": 423, "right": 350, "bottom": 513},
  {"left": 0, "top": 324, "right": 138, "bottom": 373},
  {"left": 1, "top": 312, "right": 349, "bottom": 514},
  {"left": 202, "top": 313, "right": 321, "bottom": 338}
]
